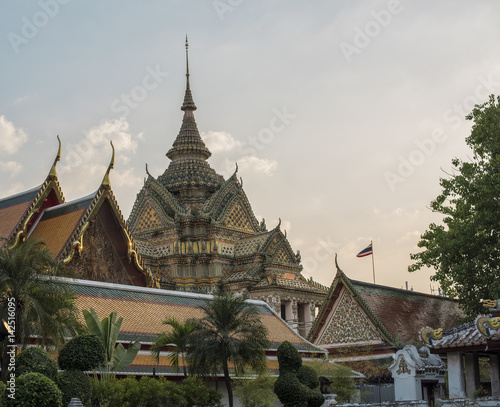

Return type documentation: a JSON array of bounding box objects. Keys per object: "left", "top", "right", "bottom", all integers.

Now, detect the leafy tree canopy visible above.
[
  {"left": 409, "top": 95, "right": 500, "bottom": 318},
  {"left": 187, "top": 286, "right": 269, "bottom": 407}
]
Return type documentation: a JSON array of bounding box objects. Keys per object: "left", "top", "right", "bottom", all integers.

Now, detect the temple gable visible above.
[{"left": 316, "top": 287, "right": 382, "bottom": 345}]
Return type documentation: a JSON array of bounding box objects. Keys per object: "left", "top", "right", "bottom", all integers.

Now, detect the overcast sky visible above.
[{"left": 1, "top": 1, "right": 499, "bottom": 294}]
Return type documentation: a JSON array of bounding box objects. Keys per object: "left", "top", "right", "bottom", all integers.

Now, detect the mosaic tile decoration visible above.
[{"left": 317, "top": 287, "right": 381, "bottom": 345}]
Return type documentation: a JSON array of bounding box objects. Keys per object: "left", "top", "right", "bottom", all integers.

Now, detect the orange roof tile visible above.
[
  {"left": 30, "top": 209, "right": 85, "bottom": 258},
  {"left": 0, "top": 201, "right": 31, "bottom": 240}
]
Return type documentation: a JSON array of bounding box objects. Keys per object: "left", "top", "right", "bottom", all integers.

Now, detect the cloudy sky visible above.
[{"left": 1, "top": 1, "right": 499, "bottom": 294}]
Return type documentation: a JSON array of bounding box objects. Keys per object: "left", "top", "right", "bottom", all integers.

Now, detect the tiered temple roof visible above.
[
  {"left": 0, "top": 141, "right": 156, "bottom": 288},
  {"left": 127, "top": 40, "right": 327, "bottom": 322}
]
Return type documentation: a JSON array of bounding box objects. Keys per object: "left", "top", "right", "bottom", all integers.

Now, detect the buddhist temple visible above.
[
  {"left": 127, "top": 38, "right": 327, "bottom": 336},
  {"left": 0, "top": 139, "right": 157, "bottom": 288}
]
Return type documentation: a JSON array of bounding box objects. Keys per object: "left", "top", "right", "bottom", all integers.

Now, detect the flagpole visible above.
[{"left": 371, "top": 240, "right": 376, "bottom": 284}]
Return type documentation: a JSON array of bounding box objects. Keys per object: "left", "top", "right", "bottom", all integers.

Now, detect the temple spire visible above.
[
  {"left": 185, "top": 35, "right": 190, "bottom": 91},
  {"left": 181, "top": 35, "right": 197, "bottom": 111}
]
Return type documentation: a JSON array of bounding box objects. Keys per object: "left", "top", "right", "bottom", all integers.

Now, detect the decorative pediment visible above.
[
  {"left": 316, "top": 287, "right": 382, "bottom": 345},
  {"left": 220, "top": 195, "right": 260, "bottom": 233},
  {"left": 130, "top": 198, "right": 170, "bottom": 233},
  {"left": 128, "top": 174, "right": 185, "bottom": 231}
]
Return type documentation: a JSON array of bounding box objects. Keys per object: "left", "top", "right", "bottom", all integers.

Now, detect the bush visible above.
[
  {"left": 3, "top": 372, "right": 62, "bottom": 407},
  {"left": 329, "top": 364, "right": 356, "bottom": 403},
  {"left": 274, "top": 341, "right": 324, "bottom": 407},
  {"left": 58, "top": 333, "right": 105, "bottom": 371},
  {"left": 297, "top": 365, "right": 319, "bottom": 390},
  {"left": 57, "top": 370, "right": 91, "bottom": 405},
  {"left": 276, "top": 341, "right": 302, "bottom": 374},
  {"left": 274, "top": 371, "right": 309, "bottom": 407},
  {"left": 88, "top": 375, "right": 223, "bottom": 407},
  {"left": 235, "top": 374, "right": 277, "bottom": 407},
  {"left": 15, "top": 347, "right": 57, "bottom": 381},
  {"left": 181, "top": 377, "right": 223, "bottom": 407}
]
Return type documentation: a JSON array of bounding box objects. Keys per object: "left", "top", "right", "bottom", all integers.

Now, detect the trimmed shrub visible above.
[
  {"left": 274, "top": 371, "right": 308, "bottom": 407},
  {"left": 3, "top": 372, "right": 62, "bottom": 407},
  {"left": 297, "top": 365, "right": 319, "bottom": 390},
  {"left": 58, "top": 333, "right": 105, "bottom": 371},
  {"left": 57, "top": 370, "right": 91, "bottom": 405},
  {"left": 276, "top": 341, "right": 302, "bottom": 374},
  {"left": 15, "top": 347, "right": 57, "bottom": 381},
  {"left": 274, "top": 341, "right": 325, "bottom": 407}
]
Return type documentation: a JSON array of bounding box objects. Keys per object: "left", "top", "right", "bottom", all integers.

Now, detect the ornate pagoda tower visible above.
[{"left": 128, "top": 39, "right": 327, "bottom": 336}]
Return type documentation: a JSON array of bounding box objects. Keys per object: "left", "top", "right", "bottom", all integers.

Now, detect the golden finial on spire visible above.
[
  {"left": 102, "top": 141, "right": 115, "bottom": 189},
  {"left": 48, "top": 135, "right": 62, "bottom": 179}
]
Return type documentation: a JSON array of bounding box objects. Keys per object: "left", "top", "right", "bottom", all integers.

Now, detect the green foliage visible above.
[
  {"left": 82, "top": 308, "right": 140, "bottom": 374},
  {"left": 329, "top": 364, "right": 356, "bottom": 403},
  {"left": 57, "top": 369, "right": 91, "bottom": 405},
  {"left": 274, "top": 371, "right": 309, "bottom": 407},
  {"left": 277, "top": 341, "right": 302, "bottom": 374},
  {"left": 15, "top": 346, "right": 57, "bottom": 381},
  {"left": 180, "top": 377, "right": 223, "bottom": 407},
  {"left": 297, "top": 365, "right": 319, "bottom": 390},
  {"left": 234, "top": 373, "right": 277, "bottom": 407},
  {"left": 274, "top": 341, "right": 325, "bottom": 407},
  {"left": 88, "top": 375, "right": 222, "bottom": 407},
  {"left": 3, "top": 372, "right": 62, "bottom": 407},
  {"left": 151, "top": 317, "right": 197, "bottom": 377},
  {"left": 187, "top": 289, "right": 269, "bottom": 407},
  {"left": 0, "top": 239, "right": 80, "bottom": 380},
  {"left": 58, "top": 333, "right": 105, "bottom": 371},
  {"left": 409, "top": 95, "right": 500, "bottom": 318}
]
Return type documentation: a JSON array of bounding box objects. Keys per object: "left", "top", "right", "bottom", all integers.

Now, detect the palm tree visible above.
[
  {"left": 0, "top": 239, "right": 81, "bottom": 380},
  {"left": 187, "top": 286, "right": 269, "bottom": 407},
  {"left": 151, "top": 317, "right": 197, "bottom": 377},
  {"left": 83, "top": 308, "right": 141, "bottom": 376}
]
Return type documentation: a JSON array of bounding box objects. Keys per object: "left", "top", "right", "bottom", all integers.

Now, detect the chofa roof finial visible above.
[{"left": 101, "top": 141, "right": 115, "bottom": 189}]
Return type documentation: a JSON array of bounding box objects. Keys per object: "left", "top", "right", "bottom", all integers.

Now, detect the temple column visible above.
[
  {"left": 490, "top": 354, "right": 500, "bottom": 396},
  {"left": 464, "top": 352, "right": 480, "bottom": 398},
  {"left": 302, "top": 303, "right": 312, "bottom": 337},
  {"left": 284, "top": 300, "right": 293, "bottom": 326},
  {"left": 447, "top": 352, "right": 465, "bottom": 398}
]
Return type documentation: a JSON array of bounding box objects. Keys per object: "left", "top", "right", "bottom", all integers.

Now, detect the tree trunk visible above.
[{"left": 222, "top": 359, "right": 233, "bottom": 407}]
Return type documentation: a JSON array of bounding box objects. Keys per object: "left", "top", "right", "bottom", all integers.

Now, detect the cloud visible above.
[
  {"left": 12, "top": 95, "right": 29, "bottom": 105},
  {"left": 111, "top": 168, "right": 143, "bottom": 188},
  {"left": 201, "top": 131, "right": 241, "bottom": 153},
  {"left": 237, "top": 156, "right": 278, "bottom": 176},
  {"left": 0, "top": 116, "right": 28, "bottom": 155},
  {"left": 86, "top": 118, "right": 139, "bottom": 153},
  {"left": 59, "top": 118, "right": 143, "bottom": 197},
  {"left": 4, "top": 183, "right": 24, "bottom": 197},
  {"left": 61, "top": 118, "right": 142, "bottom": 173},
  {"left": 0, "top": 161, "right": 22, "bottom": 177}
]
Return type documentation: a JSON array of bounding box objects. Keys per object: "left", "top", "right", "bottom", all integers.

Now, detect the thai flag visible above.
[{"left": 356, "top": 243, "right": 373, "bottom": 258}]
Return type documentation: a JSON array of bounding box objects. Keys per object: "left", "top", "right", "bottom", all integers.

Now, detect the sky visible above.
[{"left": 1, "top": 1, "right": 499, "bottom": 294}]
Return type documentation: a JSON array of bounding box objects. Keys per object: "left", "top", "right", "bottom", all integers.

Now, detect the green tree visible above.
[
  {"left": 187, "top": 286, "right": 269, "bottom": 407},
  {"left": 82, "top": 308, "right": 141, "bottom": 375},
  {"left": 151, "top": 317, "right": 197, "bottom": 377},
  {"left": 0, "top": 240, "right": 80, "bottom": 380},
  {"left": 409, "top": 95, "right": 500, "bottom": 318},
  {"left": 234, "top": 373, "right": 277, "bottom": 407}
]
